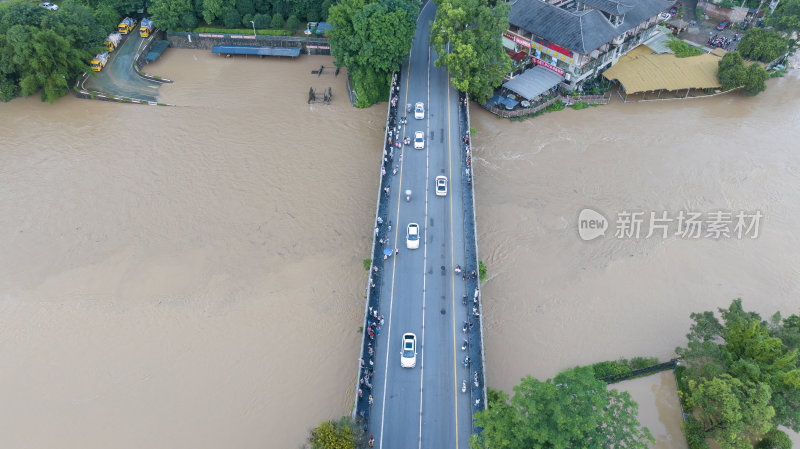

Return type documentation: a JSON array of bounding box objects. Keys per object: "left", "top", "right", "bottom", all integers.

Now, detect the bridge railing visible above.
[{"left": 352, "top": 72, "right": 402, "bottom": 430}]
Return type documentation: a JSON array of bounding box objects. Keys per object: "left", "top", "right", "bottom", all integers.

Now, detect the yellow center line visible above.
[{"left": 446, "top": 70, "right": 460, "bottom": 449}]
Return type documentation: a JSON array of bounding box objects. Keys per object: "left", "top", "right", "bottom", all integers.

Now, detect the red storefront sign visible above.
[
  {"left": 546, "top": 43, "right": 573, "bottom": 58},
  {"left": 531, "top": 56, "right": 565, "bottom": 76},
  {"left": 503, "top": 32, "right": 531, "bottom": 48}
]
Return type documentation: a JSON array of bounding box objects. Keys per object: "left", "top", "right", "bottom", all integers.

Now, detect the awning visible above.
[
  {"left": 506, "top": 50, "right": 528, "bottom": 62},
  {"left": 502, "top": 65, "right": 564, "bottom": 101},
  {"left": 486, "top": 94, "right": 519, "bottom": 110},
  {"left": 211, "top": 45, "right": 302, "bottom": 57},
  {"left": 603, "top": 45, "right": 722, "bottom": 93},
  {"left": 144, "top": 40, "right": 170, "bottom": 62}
]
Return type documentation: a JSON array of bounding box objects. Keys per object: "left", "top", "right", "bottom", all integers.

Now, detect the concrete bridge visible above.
[{"left": 354, "top": 2, "right": 486, "bottom": 448}]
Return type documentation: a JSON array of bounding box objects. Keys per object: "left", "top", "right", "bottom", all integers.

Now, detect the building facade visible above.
[{"left": 505, "top": 0, "right": 675, "bottom": 91}]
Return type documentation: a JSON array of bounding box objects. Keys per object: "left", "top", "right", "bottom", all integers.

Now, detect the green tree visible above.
[
  {"left": 92, "top": 3, "right": 121, "bottom": 31},
  {"left": 253, "top": 12, "right": 271, "bottom": 27},
  {"left": 677, "top": 299, "right": 800, "bottom": 432},
  {"left": 686, "top": 375, "right": 774, "bottom": 449},
  {"left": 286, "top": 13, "right": 300, "bottom": 29},
  {"left": 718, "top": 51, "right": 748, "bottom": 91},
  {"left": 430, "top": 0, "right": 511, "bottom": 104},
  {"left": 237, "top": 0, "right": 256, "bottom": 18},
  {"left": 8, "top": 26, "right": 87, "bottom": 103},
  {"left": 471, "top": 366, "right": 654, "bottom": 449},
  {"left": 737, "top": 28, "right": 790, "bottom": 63},
  {"left": 202, "top": 0, "right": 224, "bottom": 24},
  {"left": 320, "top": 0, "right": 331, "bottom": 20},
  {"left": 223, "top": 7, "right": 241, "bottom": 27},
  {"left": 271, "top": 12, "right": 284, "bottom": 28},
  {"left": 305, "top": 416, "right": 365, "bottom": 449},
  {"left": 767, "top": 0, "right": 800, "bottom": 32},
  {"left": 150, "top": 0, "right": 196, "bottom": 31},
  {"left": 328, "top": 0, "right": 417, "bottom": 107},
  {"left": 756, "top": 428, "right": 793, "bottom": 449},
  {"left": 742, "top": 63, "right": 769, "bottom": 96}
]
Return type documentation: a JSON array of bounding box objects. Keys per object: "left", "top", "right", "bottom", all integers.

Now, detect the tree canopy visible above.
[
  {"left": 676, "top": 299, "right": 800, "bottom": 447},
  {"left": 736, "top": 28, "right": 790, "bottom": 63},
  {"left": 717, "top": 51, "right": 769, "bottom": 96},
  {"left": 471, "top": 366, "right": 654, "bottom": 449},
  {"left": 0, "top": 0, "right": 107, "bottom": 103},
  {"left": 429, "top": 0, "right": 511, "bottom": 105},
  {"left": 149, "top": 0, "right": 333, "bottom": 31},
  {"left": 328, "top": 0, "right": 418, "bottom": 107},
  {"left": 304, "top": 416, "right": 365, "bottom": 449},
  {"left": 767, "top": 0, "right": 800, "bottom": 32}
]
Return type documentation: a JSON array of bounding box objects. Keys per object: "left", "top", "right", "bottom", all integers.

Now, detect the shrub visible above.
[
  {"left": 684, "top": 417, "right": 710, "bottom": 449},
  {"left": 252, "top": 13, "right": 270, "bottom": 28},
  {"left": 479, "top": 260, "right": 487, "bottom": 283},
  {"left": 223, "top": 8, "right": 242, "bottom": 28},
  {"left": 271, "top": 12, "right": 284, "bottom": 29},
  {"left": 591, "top": 360, "right": 632, "bottom": 379},
  {"left": 668, "top": 39, "right": 703, "bottom": 58},
  {"left": 192, "top": 26, "right": 291, "bottom": 36},
  {"left": 756, "top": 428, "right": 793, "bottom": 449},
  {"left": 363, "top": 258, "right": 372, "bottom": 271},
  {"left": 629, "top": 356, "right": 659, "bottom": 369},
  {"left": 570, "top": 101, "right": 588, "bottom": 110},
  {"left": 286, "top": 14, "right": 300, "bottom": 30}
]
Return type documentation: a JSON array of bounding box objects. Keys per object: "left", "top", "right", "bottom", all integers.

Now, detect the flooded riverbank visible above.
[
  {"left": 0, "top": 53, "right": 382, "bottom": 449},
  {"left": 473, "top": 72, "right": 800, "bottom": 445}
]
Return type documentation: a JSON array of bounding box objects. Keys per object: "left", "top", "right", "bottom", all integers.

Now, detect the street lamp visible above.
[{"left": 250, "top": 20, "right": 256, "bottom": 36}]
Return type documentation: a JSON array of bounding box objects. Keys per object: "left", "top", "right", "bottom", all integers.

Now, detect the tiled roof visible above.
[
  {"left": 581, "top": 0, "right": 633, "bottom": 15},
  {"left": 509, "top": 0, "right": 675, "bottom": 54}
]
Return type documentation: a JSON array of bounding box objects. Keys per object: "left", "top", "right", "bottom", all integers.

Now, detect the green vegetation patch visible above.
[
  {"left": 668, "top": 39, "right": 703, "bottom": 58},
  {"left": 192, "top": 27, "right": 291, "bottom": 36},
  {"left": 570, "top": 101, "right": 589, "bottom": 110}
]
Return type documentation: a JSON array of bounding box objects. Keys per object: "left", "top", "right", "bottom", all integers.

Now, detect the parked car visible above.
[
  {"left": 40, "top": 2, "right": 58, "bottom": 10},
  {"left": 668, "top": 6, "right": 677, "bottom": 16},
  {"left": 716, "top": 20, "right": 729, "bottom": 30},
  {"left": 400, "top": 333, "right": 417, "bottom": 368},
  {"left": 406, "top": 223, "right": 419, "bottom": 249},
  {"left": 414, "top": 102, "right": 424, "bottom": 120},
  {"left": 435, "top": 176, "right": 447, "bottom": 197},
  {"left": 414, "top": 131, "right": 424, "bottom": 150}
]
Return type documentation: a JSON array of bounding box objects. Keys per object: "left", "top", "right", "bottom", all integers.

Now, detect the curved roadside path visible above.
[{"left": 82, "top": 31, "right": 161, "bottom": 103}]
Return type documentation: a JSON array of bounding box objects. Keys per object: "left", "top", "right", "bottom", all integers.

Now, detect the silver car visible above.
[{"left": 400, "top": 333, "right": 417, "bottom": 368}]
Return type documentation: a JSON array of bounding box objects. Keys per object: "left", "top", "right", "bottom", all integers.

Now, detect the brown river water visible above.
[
  {"left": 0, "top": 53, "right": 383, "bottom": 449},
  {"left": 1, "top": 47, "right": 798, "bottom": 448},
  {"left": 472, "top": 72, "right": 800, "bottom": 447}
]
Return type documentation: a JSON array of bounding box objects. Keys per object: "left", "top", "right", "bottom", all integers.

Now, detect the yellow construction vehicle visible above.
[
  {"left": 90, "top": 52, "right": 109, "bottom": 72},
  {"left": 118, "top": 17, "right": 136, "bottom": 34},
  {"left": 139, "top": 18, "right": 154, "bottom": 38},
  {"left": 103, "top": 32, "right": 121, "bottom": 52}
]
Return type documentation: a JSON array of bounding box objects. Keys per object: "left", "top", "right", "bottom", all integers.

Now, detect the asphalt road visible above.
[
  {"left": 83, "top": 29, "right": 160, "bottom": 102},
  {"left": 371, "top": 2, "right": 473, "bottom": 448}
]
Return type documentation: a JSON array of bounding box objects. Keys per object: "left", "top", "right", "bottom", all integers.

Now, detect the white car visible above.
[
  {"left": 400, "top": 333, "right": 417, "bottom": 368},
  {"left": 406, "top": 222, "right": 419, "bottom": 249},
  {"left": 435, "top": 176, "right": 448, "bottom": 197},
  {"left": 414, "top": 131, "right": 424, "bottom": 150},
  {"left": 41, "top": 2, "right": 58, "bottom": 10},
  {"left": 414, "top": 102, "right": 424, "bottom": 119}
]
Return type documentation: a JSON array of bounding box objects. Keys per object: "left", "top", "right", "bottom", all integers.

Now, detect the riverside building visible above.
[{"left": 503, "top": 0, "right": 676, "bottom": 96}]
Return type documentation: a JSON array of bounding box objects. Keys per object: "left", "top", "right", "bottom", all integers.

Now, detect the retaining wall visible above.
[{"left": 167, "top": 32, "right": 331, "bottom": 55}]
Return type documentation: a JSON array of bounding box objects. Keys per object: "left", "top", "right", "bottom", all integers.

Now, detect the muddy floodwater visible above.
[
  {"left": 614, "top": 372, "right": 688, "bottom": 449},
  {"left": 473, "top": 73, "right": 800, "bottom": 446},
  {"left": 0, "top": 53, "right": 383, "bottom": 449}
]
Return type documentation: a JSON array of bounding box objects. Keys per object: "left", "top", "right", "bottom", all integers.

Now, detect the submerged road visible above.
[
  {"left": 369, "top": 2, "right": 473, "bottom": 447},
  {"left": 83, "top": 29, "right": 160, "bottom": 102}
]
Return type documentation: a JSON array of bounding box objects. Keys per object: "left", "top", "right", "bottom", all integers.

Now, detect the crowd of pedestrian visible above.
[{"left": 707, "top": 31, "right": 739, "bottom": 49}]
